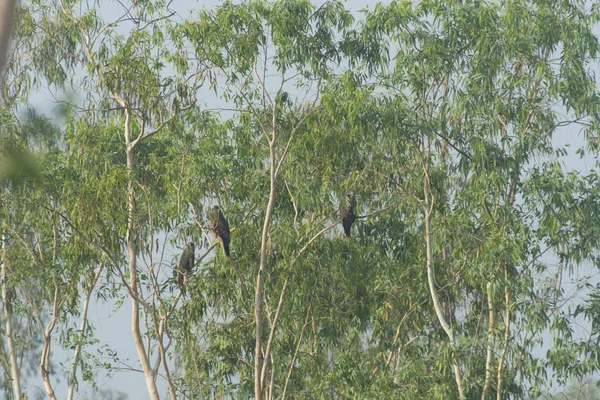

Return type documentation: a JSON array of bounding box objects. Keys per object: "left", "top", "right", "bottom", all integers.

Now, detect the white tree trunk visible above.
[
  {"left": 255, "top": 138, "right": 277, "bottom": 400},
  {"left": 1, "top": 234, "right": 21, "bottom": 400},
  {"left": 423, "top": 145, "right": 465, "bottom": 399},
  {"left": 124, "top": 109, "right": 160, "bottom": 400},
  {"left": 41, "top": 311, "right": 58, "bottom": 400},
  {"left": 482, "top": 282, "right": 495, "bottom": 399}
]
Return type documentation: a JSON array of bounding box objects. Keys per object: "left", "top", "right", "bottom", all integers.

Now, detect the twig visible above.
[
  {"left": 281, "top": 299, "right": 313, "bottom": 399},
  {"left": 284, "top": 179, "right": 300, "bottom": 236}
]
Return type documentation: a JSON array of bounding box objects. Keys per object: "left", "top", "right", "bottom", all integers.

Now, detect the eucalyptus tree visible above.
[
  {"left": 349, "top": 0, "right": 600, "bottom": 398},
  {"left": 0, "top": 108, "right": 94, "bottom": 400},
  {"left": 174, "top": 1, "right": 363, "bottom": 397},
  {"left": 4, "top": 0, "right": 600, "bottom": 399},
  {"left": 173, "top": 0, "right": 600, "bottom": 398},
  {"left": 6, "top": 0, "right": 205, "bottom": 398}
]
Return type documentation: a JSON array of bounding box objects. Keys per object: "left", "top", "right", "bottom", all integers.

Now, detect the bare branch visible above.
[
  {"left": 67, "top": 263, "right": 105, "bottom": 400},
  {"left": 189, "top": 203, "right": 212, "bottom": 246},
  {"left": 131, "top": 103, "right": 194, "bottom": 148},
  {"left": 356, "top": 199, "right": 402, "bottom": 220},
  {"left": 284, "top": 180, "right": 300, "bottom": 237}
]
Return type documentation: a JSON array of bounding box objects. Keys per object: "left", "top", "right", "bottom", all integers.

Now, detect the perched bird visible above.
[
  {"left": 340, "top": 191, "right": 357, "bottom": 238},
  {"left": 209, "top": 205, "right": 231, "bottom": 256},
  {"left": 174, "top": 242, "right": 195, "bottom": 287}
]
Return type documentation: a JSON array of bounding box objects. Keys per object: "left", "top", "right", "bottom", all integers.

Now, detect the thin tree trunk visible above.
[
  {"left": 40, "top": 287, "right": 59, "bottom": 400},
  {"left": 1, "top": 234, "right": 21, "bottom": 400},
  {"left": 255, "top": 138, "right": 277, "bottom": 400},
  {"left": 423, "top": 139, "right": 465, "bottom": 399},
  {"left": 481, "top": 282, "right": 495, "bottom": 399},
  {"left": 0, "top": 0, "right": 16, "bottom": 76},
  {"left": 67, "top": 263, "right": 104, "bottom": 400},
  {"left": 156, "top": 318, "right": 177, "bottom": 400},
  {"left": 124, "top": 109, "right": 160, "bottom": 400},
  {"left": 496, "top": 266, "right": 511, "bottom": 400}
]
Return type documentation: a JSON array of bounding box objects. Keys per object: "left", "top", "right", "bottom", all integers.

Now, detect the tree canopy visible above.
[{"left": 2, "top": 0, "right": 600, "bottom": 399}]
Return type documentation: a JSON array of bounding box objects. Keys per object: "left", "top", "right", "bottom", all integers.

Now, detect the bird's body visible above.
[
  {"left": 340, "top": 192, "right": 356, "bottom": 238},
  {"left": 174, "top": 242, "right": 195, "bottom": 287},
  {"left": 209, "top": 205, "right": 230, "bottom": 256}
]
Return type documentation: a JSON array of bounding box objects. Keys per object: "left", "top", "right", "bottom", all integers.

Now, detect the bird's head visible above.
[
  {"left": 187, "top": 242, "right": 195, "bottom": 250},
  {"left": 212, "top": 205, "right": 220, "bottom": 211}
]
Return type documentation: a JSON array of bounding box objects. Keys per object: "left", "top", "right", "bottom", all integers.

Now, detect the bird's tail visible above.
[
  {"left": 223, "top": 240, "right": 230, "bottom": 257},
  {"left": 173, "top": 268, "right": 186, "bottom": 295},
  {"left": 218, "top": 237, "right": 231, "bottom": 257}
]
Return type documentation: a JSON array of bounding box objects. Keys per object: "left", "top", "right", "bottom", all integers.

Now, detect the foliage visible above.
[{"left": 1, "top": 0, "right": 600, "bottom": 399}]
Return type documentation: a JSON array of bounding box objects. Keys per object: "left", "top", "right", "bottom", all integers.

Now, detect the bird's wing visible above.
[
  {"left": 219, "top": 212, "right": 230, "bottom": 242},
  {"left": 179, "top": 250, "right": 189, "bottom": 269}
]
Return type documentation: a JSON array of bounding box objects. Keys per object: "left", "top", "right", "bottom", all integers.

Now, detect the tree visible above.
[{"left": 3, "top": 0, "right": 600, "bottom": 399}]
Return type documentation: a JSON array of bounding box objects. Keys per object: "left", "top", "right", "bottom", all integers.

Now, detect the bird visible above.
[
  {"left": 340, "top": 191, "right": 356, "bottom": 238},
  {"left": 209, "top": 205, "right": 231, "bottom": 256},
  {"left": 174, "top": 242, "right": 195, "bottom": 287}
]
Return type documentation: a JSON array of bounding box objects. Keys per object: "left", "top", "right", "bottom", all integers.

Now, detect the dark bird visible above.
[
  {"left": 340, "top": 191, "right": 356, "bottom": 238},
  {"left": 209, "top": 205, "right": 231, "bottom": 256},
  {"left": 174, "top": 242, "right": 195, "bottom": 287}
]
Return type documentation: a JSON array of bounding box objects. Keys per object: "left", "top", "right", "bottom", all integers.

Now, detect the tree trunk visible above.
[
  {"left": 0, "top": 0, "right": 16, "bottom": 76},
  {"left": 481, "top": 282, "right": 495, "bottom": 399},
  {"left": 124, "top": 109, "right": 160, "bottom": 400},
  {"left": 1, "top": 234, "right": 21, "bottom": 400},
  {"left": 255, "top": 138, "right": 277, "bottom": 400},
  {"left": 41, "top": 312, "right": 58, "bottom": 400},
  {"left": 423, "top": 141, "right": 465, "bottom": 399}
]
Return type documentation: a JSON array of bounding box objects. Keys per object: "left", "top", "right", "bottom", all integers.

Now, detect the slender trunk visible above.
[
  {"left": 423, "top": 141, "right": 465, "bottom": 399},
  {"left": 124, "top": 110, "right": 160, "bottom": 400},
  {"left": 0, "top": 0, "right": 16, "bottom": 76},
  {"left": 481, "top": 282, "right": 495, "bottom": 399},
  {"left": 41, "top": 327, "right": 57, "bottom": 400},
  {"left": 267, "top": 354, "right": 275, "bottom": 400},
  {"left": 67, "top": 263, "right": 104, "bottom": 400},
  {"left": 1, "top": 234, "right": 21, "bottom": 400},
  {"left": 156, "top": 318, "right": 177, "bottom": 400},
  {"left": 496, "top": 266, "right": 511, "bottom": 400},
  {"left": 41, "top": 287, "right": 59, "bottom": 400},
  {"left": 255, "top": 139, "right": 276, "bottom": 400}
]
